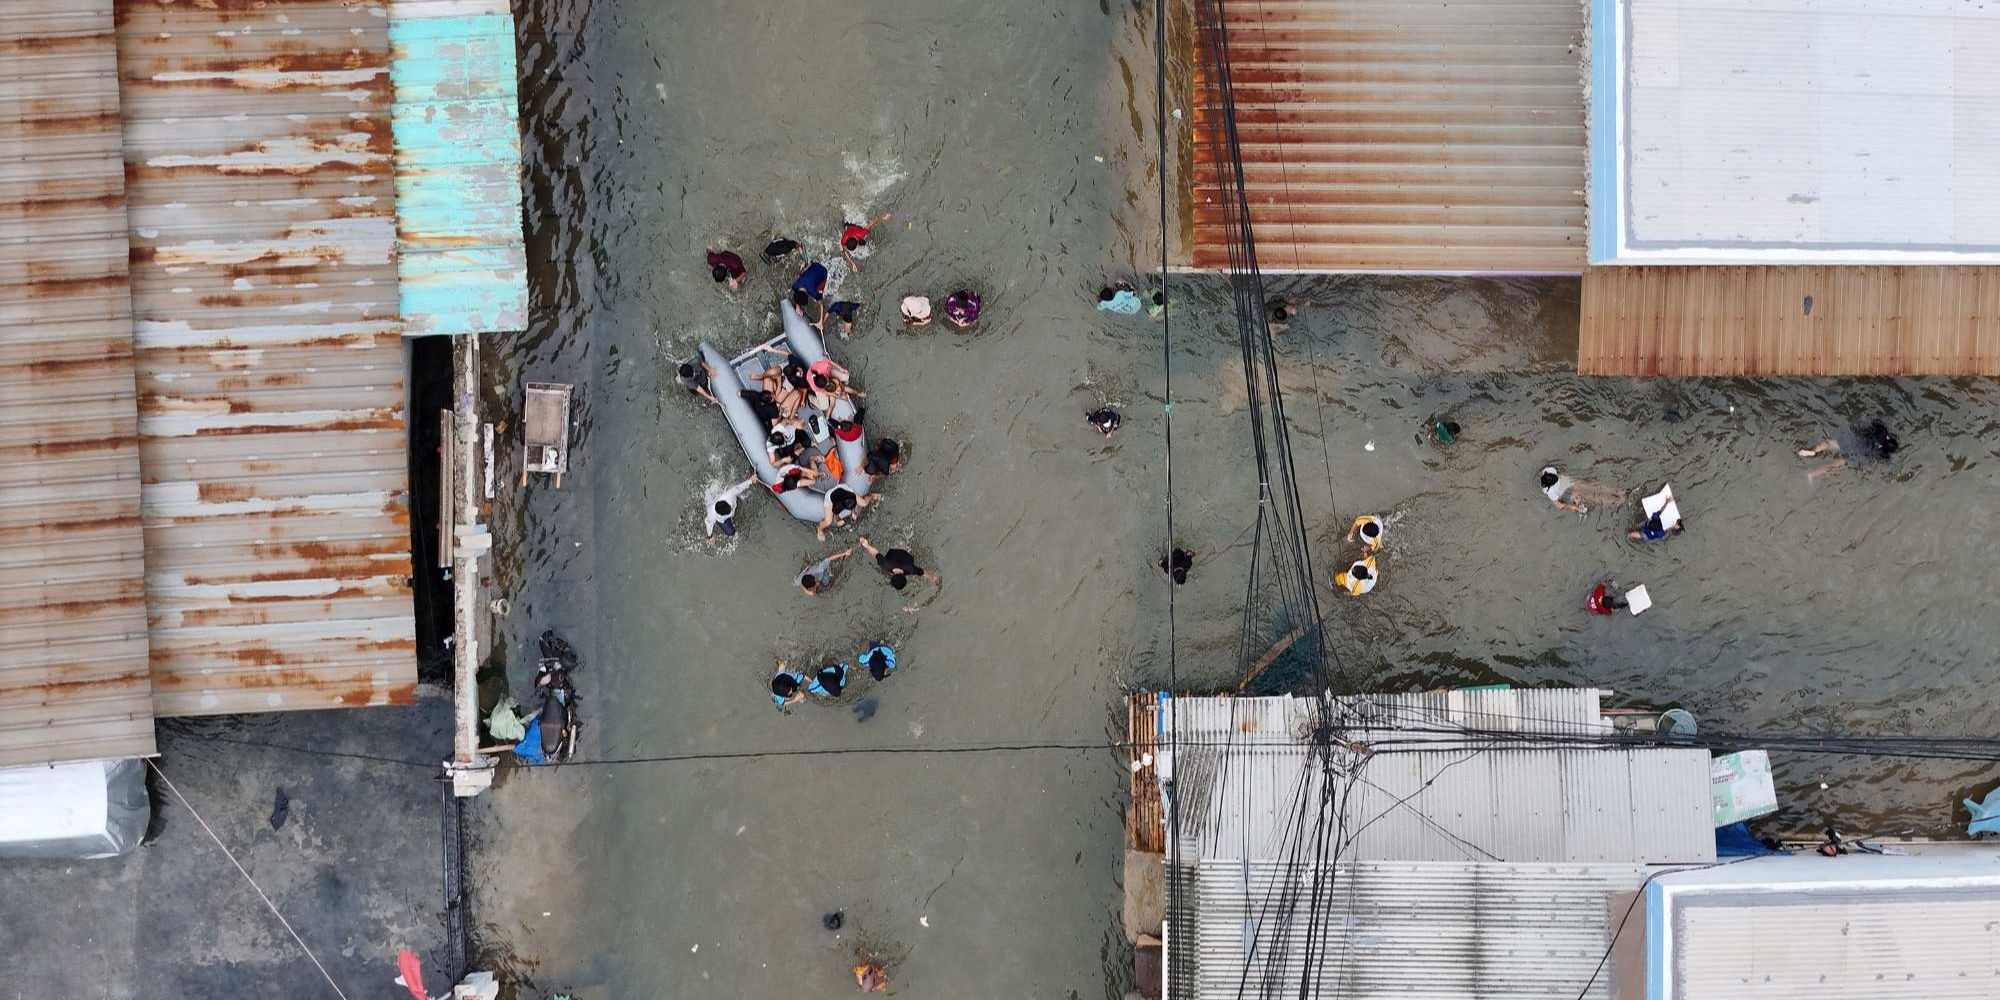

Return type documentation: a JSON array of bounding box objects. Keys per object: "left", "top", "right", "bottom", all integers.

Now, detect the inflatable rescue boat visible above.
[{"left": 699, "top": 298, "right": 870, "bottom": 523}]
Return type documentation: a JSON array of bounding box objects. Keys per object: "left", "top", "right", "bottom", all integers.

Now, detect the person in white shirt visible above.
[{"left": 704, "top": 476, "right": 758, "bottom": 542}]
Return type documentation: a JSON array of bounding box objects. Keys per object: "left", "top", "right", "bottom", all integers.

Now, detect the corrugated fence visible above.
[
  {"left": 0, "top": 0, "right": 157, "bottom": 766},
  {"left": 116, "top": 0, "right": 416, "bottom": 716}
]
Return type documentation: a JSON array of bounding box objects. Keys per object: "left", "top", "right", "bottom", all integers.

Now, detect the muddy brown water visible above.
[{"left": 465, "top": 1, "right": 2000, "bottom": 996}]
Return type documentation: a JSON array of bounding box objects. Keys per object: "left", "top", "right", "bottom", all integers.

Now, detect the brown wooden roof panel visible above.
[{"left": 1579, "top": 266, "right": 2000, "bottom": 377}]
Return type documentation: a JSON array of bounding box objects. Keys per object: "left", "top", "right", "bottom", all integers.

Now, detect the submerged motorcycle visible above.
[{"left": 520, "top": 630, "right": 580, "bottom": 764}]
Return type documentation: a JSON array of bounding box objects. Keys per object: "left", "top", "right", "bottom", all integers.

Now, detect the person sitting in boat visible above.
[
  {"left": 755, "top": 346, "right": 811, "bottom": 418},
  {"left": 771, "top": 663, "right": 807, "bottom": 709},
  {"left": 1346, "top": 515, "right": 1385, "bottom": 552},
  {"left": 816, "top": 485, "right": 873, "bottom": 541},
  {"left": 770, "top": 462, "right": 821, "bottom": 495},
  {"left": 767, "top": 421, "right": 810, "bottom": 466},
  {"left": 944, "top": 289, "right": 981, "bottom": 328},
  {"left": 739, "top": 387, "right": 783, "bottom": 428},
  {"left": 830, "top": 408, "right": 865, "bottom": 445},
  {"left": 1335, "top": 556, "right": 1378, "bottom": 596},
  {"left": 805, "top": 357, "right": 862, "bottom": 410}
]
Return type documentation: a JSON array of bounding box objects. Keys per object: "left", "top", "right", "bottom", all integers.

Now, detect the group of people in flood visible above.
[
  {"left": 1536, "top": 417, "right": 1901, "bottom": 614},
  {"left": 769, "top": 640, "right": 899, "bottom": 709},
  {"left": 693, "top": 217, "right": 958, "bottom": 713}
]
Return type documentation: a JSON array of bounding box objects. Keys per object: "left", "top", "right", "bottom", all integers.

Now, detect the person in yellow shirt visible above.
[
  {"left": 1346, "top": 515, "right": 1384, "bottom": 552},
  {"left": 1334, "top": 555, "right": 1378, "bottom": 597}
]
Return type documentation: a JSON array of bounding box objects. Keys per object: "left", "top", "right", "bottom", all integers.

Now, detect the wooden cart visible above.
[{"left": 521, "top": 382, "right": 572, "bottom": 487}]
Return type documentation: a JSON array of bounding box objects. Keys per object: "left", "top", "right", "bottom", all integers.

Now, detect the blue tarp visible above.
[
  {"left": 513, "top": 718, "right": 547, "bottom": 765},
  {"left": 1965, "top": 786, "right": 2000, "bottom": 836},
  {"left": 1715, "top": 821, "right": 1782, "bottom": 857}
]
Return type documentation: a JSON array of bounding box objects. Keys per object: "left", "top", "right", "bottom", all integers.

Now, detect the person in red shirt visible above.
[
  {"left": 705, "top": 248, "right": 746, "bottom": 290},
  {"left": 840, "top": 212, "right": 892, "bottom": 272},
  {"left": 1586, "top": 580, "right": 1628, "bottom": 615}
]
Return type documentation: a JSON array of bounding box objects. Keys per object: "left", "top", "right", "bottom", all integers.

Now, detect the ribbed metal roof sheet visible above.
[
  {"left": 1180, "top": 860, "right": 1656, "bottom": 1000},
  {"left": 388, "top": 0, "right": 526, "bottom": 336},
  {"left": 1190, "top": 0, "right": 1588, "bottom": 273},
  {"left": 1175, "top": 745, "right": 1714, "bottom": 864},
  {"left": 115, "top": 0, "right": 416, "bottom": 716},
  {"left": 0, "top": 0, "right": 157, "bottom": 766},
  {"left": 1168, "top": 688, "right": 1615, "bottom": 749},
  {"left": 1652, "top": 854, "right": 2000, "bottom": 1000},
  {"left": 1162, "top": 691, "right": 1714, "bottom": 865}
]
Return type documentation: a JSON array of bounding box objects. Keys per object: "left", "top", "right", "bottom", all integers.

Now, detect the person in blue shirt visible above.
[
  {"left": 1097, "top": 282, "right": 1142, "bottom": 315},
  {"left": 806, "top": 661, "right": 849, "bottom": 698},
  {"left": 770, "top": 664, "right": 807, "bottom": 709},
  {"left": 860, "top": 642, "right": 896, "bottom": 681},
  {"left": 791, "top": 261, "right": 830, "bottom": 326}
]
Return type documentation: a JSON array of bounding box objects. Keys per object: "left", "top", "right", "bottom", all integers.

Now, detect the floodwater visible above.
[{"left": 465, "top": 0, "right": 2000, "bottom": 996}]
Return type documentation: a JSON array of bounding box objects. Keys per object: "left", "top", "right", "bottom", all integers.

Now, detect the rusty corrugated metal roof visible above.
[
  {"left": 114, "top": 0, "right": 417, "bottom": 716},
  {"left": 0, "top": 0, "right": 158, "bottom": 766},
  {"left": 1191, "top": 0, "right": 1588, "bottom": 274},
  {"left": 389, "top": 0, "right": 527, "bottom": 336}
]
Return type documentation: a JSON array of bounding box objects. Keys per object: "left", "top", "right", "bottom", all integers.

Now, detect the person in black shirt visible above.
[{"left": 856, "top": 536, "right": 940, "bottom": 592}]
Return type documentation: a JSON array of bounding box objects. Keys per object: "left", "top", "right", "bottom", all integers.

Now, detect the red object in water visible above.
[
  {"left": 1586, "top": 583, "right": 1615, "bottom": 616},
  {"left": 396, "top": 949, "right": 429, "bottom": 1000}
]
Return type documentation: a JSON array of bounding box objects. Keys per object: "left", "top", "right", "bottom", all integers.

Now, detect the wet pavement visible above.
[
  {"left": 465, "top": 0, "right": 2000, "bottom": 997},
  {"left": 0, "top": 700, "right": 455, "bottom": 998}
]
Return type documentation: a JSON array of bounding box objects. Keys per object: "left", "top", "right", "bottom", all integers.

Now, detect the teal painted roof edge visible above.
[
  {"left": 1588, "top": 0, "right": 1620, "bottom": 265},
  {"left": 388, "top": 7, "right": 528, "bottom": 337}
]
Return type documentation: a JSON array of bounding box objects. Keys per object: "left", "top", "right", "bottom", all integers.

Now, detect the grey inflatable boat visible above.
[{"left": 700, "top": 298, "right": 870, "bottom": 523}]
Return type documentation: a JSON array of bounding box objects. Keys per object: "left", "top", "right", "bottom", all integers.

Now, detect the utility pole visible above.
[{"left": 446, "top": 333, "right": 494, "bottom": 796}]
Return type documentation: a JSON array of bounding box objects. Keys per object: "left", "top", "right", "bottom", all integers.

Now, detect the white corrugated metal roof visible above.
[
  {"left": 1180, "top": 860, "right": 1657, "bottom": 1000},
  {"left": 1175, "top": 744, "right": 1714, "bottom": 864},
  {"left": 1161, "top": 691, "right": 1714, "bottom": 865},
  {"left": 1589, "top": 0, "right": 2000, "bottom": 264},
  {"left": 1652, "top": 854, "right": 2000, "bottom": 1000},
  {"left": 1168, "top": 688, "right": 1615, "bottom": 749}
]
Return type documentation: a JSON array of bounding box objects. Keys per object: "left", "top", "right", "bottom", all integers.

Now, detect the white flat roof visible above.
[
  {"left": 1589, "top": 0, "right": 2000, "bottom": 264},
  {"left": 1649, "top": 854, "right": 2000, "bottom": 999}
]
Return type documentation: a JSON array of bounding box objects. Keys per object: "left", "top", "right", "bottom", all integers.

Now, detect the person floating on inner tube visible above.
[
  {"left": 1086, "top": 407, "right": 1121, "bottom": 437},
  {"left": 1335, "top": 555, "right": 1378, "bottom": 597},
  {"left": 1586, "top": 580, "right": 1629, "bottom": 616},
  {"left": 1345, "top": 515, "right": 1385, "bottom": 552}
]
